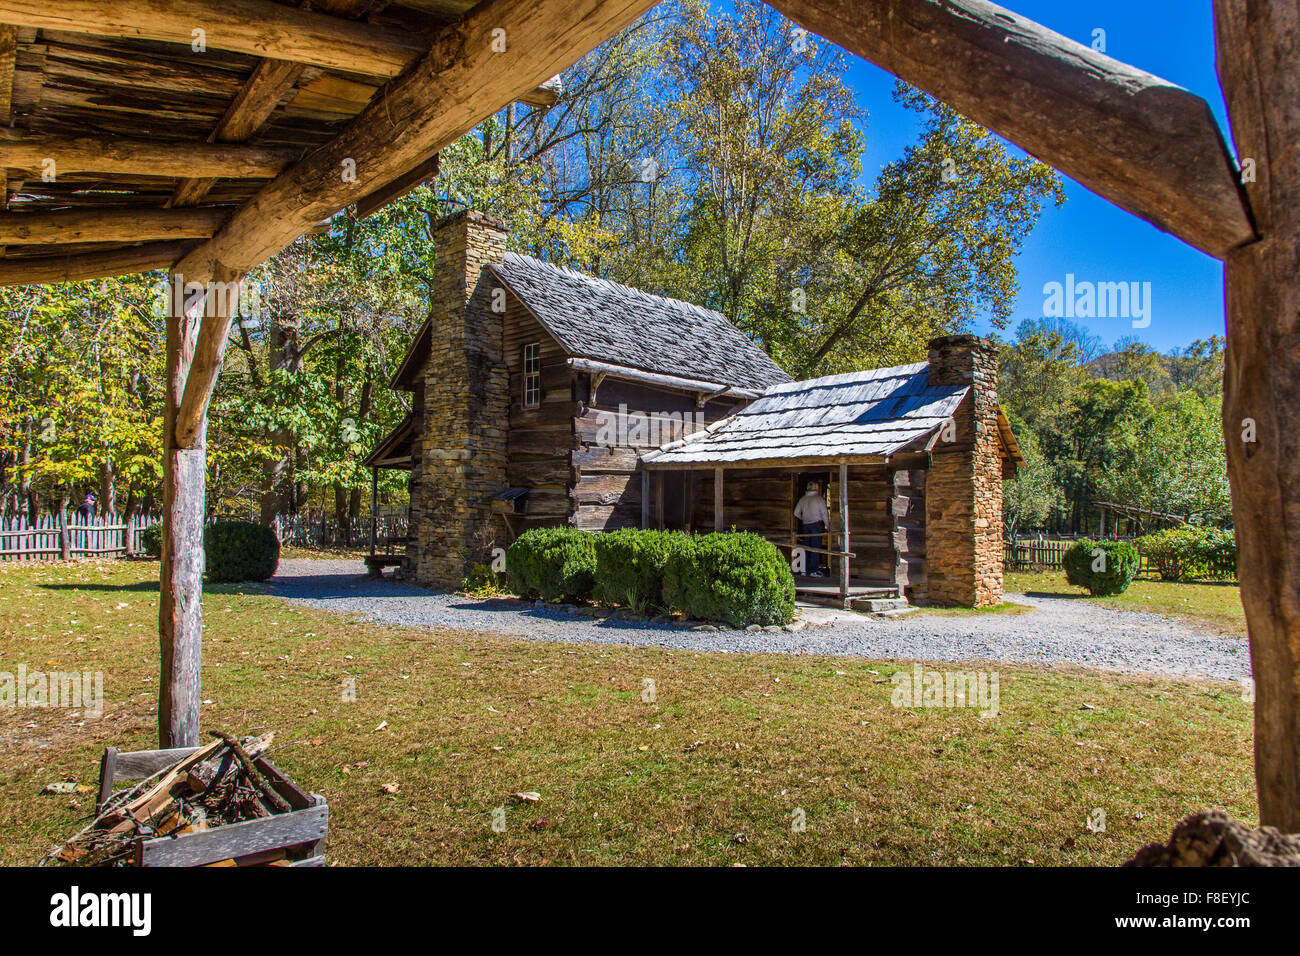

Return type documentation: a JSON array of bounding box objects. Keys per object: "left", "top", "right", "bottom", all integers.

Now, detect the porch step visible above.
[{"left": 849, "top": 595, "right": 911, "bottom": 614}]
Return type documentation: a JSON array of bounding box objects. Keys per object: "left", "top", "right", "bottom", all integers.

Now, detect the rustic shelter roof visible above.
[
  {"left": 643, "top": 361, "right": 1007, "bottom": 469},
  {"left": 489, "top": 252, "right": 792, "bottom": 393},
  {"left": 0, "top": 1, "right": 573, "bottom": 285}
]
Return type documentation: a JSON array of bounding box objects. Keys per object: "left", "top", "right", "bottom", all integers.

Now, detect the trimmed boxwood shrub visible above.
[
  {"left": 506, "top": 526, "right": 597, "bottom": 603},
  {"left": 663, "top": 531, "right": 795, "bottom": 628},
  {"left": 1062, "top": 538, "right": 1139, "bottom": 596},
  {"left": 140, "top": 522, "right": 163, "bottom": 559},
  {"left": 204, "top": 520, "right": 280, "bottom": 583},
  {"left": 593, "top": 528, "right": 689, "bottom": 615}
]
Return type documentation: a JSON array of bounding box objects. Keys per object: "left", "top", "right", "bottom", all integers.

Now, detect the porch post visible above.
[
  {"left": 838, "top": 463, "right": 849, "bottom": 605},
  {"left": 159, "top": 270, "right": 207, "bottom": 749},
  {"left": 714, "top": 467, "right": 724, "bottom": 532},
  {"left": 370, "top": 467, "right": 378, "bottom": 556}
]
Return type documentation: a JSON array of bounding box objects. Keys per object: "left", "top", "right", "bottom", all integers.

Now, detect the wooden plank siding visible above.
[
  {"left": 571, "top": 376, "right": 742, "bottom": 532},
  {"left": 503, "top": 294, "right": 577, "bottom": 536}
]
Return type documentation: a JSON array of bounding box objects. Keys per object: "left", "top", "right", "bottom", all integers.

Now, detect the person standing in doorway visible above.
[{"left": 794, "top": 481, "right": 829, "bottom": 576}]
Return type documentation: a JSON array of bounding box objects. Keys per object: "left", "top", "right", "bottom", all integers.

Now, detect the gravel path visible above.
[{"left": 267, "top": 558, "right": 1251, "bottom": 681}]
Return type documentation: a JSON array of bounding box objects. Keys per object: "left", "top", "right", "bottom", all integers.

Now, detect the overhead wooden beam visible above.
[
  {"left": 0, "top": 0, "right": 427, "bottom": 78},
  {"left": 0, "top": 131, "right": 297, "bottom": 179},
  {"left": 766, "top": 0, "right": 1256, "bottom": 259},
  {"left": 0, "top": 240, "right": 190, "bottom": 286},
  {"left": 171, "top": 0, "right": 657, "bottom": 449},
  {"left": 0, "top": 207, "right": 226, "bottom": 244}
]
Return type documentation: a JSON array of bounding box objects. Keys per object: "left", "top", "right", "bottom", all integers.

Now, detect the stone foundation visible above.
[
  {"left": 923, "top": 335, "right": 1004, "bottom": 607},
  {"left": 414, "top": 211, "right": 509, "bottom": 588}
]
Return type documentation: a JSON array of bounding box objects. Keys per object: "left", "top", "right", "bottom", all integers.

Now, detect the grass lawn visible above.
[
  {"left": 0, "top": 561, "right": 1256, "bottom": 866},
  {"left": 1006, "top": 571, "right": 1247, "bottom": 637}
]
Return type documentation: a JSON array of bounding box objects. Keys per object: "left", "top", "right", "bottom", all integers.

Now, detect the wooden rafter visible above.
[
  {"left": 168, "top": 59, "right": 308, "bottom": 209},
  {"left": 0, "top": 0, "right": 428, "bottom": 78},
  {"left": 767, "top": 0, "right": 1256, "bottom": 259},
  {"left": 0, "top": 240, "right": 193, "bottom": 284},
  {"left": 0, "top": 207, "right": 225, "bottom": 244},
  {"left": 0, "top": 131, "right": 297, "bottom": 179},
  {"left": 170, "top": 0, "right": 658, "bottom": 449}
]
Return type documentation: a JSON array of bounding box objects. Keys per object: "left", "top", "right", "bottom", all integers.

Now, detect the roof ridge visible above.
[{"left": 501, "top": 250, "right": 729, "bottom": 323}]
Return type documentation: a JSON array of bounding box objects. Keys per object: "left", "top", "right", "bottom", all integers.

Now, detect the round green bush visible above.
[
  {"left": 506, "top": 526, "right": 597, "bottom": 603},
  {"left": 140, "top": 522, "right": 163, "bottom": 559},
  {"left": 203, "top": 520, "right": 280, "bottom": 583},
  {"left": 663, "top": 531, "right": 795, "bottom": 628},
  {"left": 593, "top": 528, "right": 689, "bottom": 615},
  {"left": 1137, "top": 526, "right": 1237, "bottom": 582},
  {"left": 1062, "top": 538, "right": 1139, "bottom": 596}
]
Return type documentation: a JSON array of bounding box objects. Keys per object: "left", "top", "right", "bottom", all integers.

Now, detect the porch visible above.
[
  {"left": 638, "top": 459, "right": 926, "bottom": 610},
  {"left": 361, "top": 412, "right": 416, "bottom": 576}
]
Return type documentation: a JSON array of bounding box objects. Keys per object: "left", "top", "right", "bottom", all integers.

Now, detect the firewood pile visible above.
[{"left": 46, "top": 731, "right": 291, "bottom": 867}]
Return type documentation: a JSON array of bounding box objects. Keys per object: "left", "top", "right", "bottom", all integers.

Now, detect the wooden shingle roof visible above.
[
  {"left": 490, "top": 252, "right": 791, "bottom": 393},
  {"left": 642, "top": 362, "right": 970, "bottom": 468}
]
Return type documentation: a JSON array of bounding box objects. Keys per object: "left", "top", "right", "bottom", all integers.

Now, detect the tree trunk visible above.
[
  {"left": 1214, "top": 0, "right": 1300, "bottom": 831},
  {"left": 159, "top": 271, "right": 207, "bottom": 749},
  {"left": 259, "top": 309, "right": 301, "bottom": 528},
  {"left": 98, "top": 458, "right": 115, "bottom": 516}
]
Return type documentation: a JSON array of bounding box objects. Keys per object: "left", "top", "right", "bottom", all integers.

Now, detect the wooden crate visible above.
[{"left": 97, "top": 745, "right": 328, "bottom": 867}]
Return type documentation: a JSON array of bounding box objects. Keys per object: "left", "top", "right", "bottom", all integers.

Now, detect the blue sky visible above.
[{"left": 809, "top": 0, "right": 1230, "bottom": 353}]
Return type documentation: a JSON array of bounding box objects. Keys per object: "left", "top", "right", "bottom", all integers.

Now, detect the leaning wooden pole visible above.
[
  {"left": 159, "top": 272, "right": 207, "bottom": 749},
  {"left": 1214, "top": 0, "right": 1300, "bottom": 832}
]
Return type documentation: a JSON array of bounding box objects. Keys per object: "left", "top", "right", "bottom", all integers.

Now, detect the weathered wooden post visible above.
[
  {"left": 1213, "top": 0, "right": 1300, "bottom": 832},
  {"left": 370, "top": 467, "right": 378, "bottom": 556},
  {"left": 839, "top": 463, "right": 849, "bottom": 604},
  {"left": 158, "top": 271, "right": 208, "bottom": 749}
]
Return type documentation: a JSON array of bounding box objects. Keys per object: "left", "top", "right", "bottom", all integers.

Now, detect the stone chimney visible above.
[
  {"left": 923, "top": 335, "right": 1003, "bottom": 607},
  {"left": 414, "top": 210, "right": 510, "bottom": 588}
]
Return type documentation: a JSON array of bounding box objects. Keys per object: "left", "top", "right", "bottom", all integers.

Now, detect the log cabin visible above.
[{"left": 365, "top": 210, "right": 1024, "bottom": 608}]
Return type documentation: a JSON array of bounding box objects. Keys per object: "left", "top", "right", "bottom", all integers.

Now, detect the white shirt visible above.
[{"left": 793, "top": 492, "right": 829, "bottom": 526}]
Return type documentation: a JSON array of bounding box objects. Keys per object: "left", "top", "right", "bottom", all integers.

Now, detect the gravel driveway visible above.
[{"left": 267, "top": 558, "right": 1251, "bottom": 681}]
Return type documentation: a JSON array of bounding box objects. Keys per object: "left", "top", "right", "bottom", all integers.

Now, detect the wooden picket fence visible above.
[{"left": 0, "top": 512, "right": 156, "bottom": 561}]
